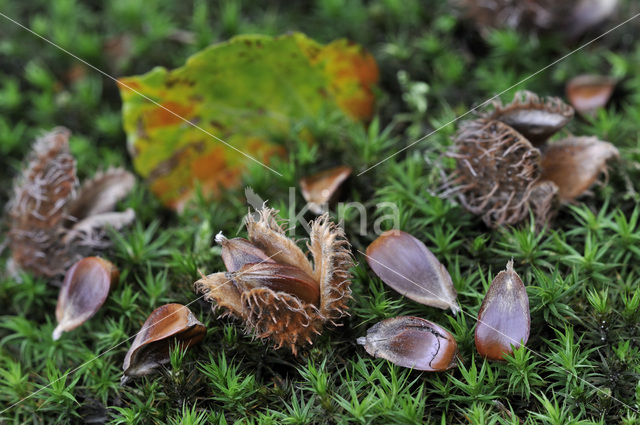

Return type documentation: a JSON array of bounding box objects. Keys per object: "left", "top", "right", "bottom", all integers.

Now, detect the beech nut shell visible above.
[
  {"left": 365, "top": 230, "right": 459, "bottom": 314},
  {"left": 121, "top": 303, "right": 206, "bottom": 384},
  {"left": 475, "top": 260, "right": 530, "bottom": 361},
  {"left": 53, "top": 257, "right": 119, "bottom": 340},
  {"left": 357, "top": 316, "right": 459, "bottom": 371}
]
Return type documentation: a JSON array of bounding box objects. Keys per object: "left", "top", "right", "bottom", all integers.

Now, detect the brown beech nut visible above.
[
  {"left": 566, "top": 74, "right": 616, "bottom": 117},
  {"left": 299, "top": 166, "right": 352, "bottom": 214},
  {"left": 357, "top": 316, "right": 459, "bottom": 371},
  {"left": 121, "top": 303, "right": 206, "bottom": 384},
  {"left": 229, "top": 262, "right": 320, "bottom": 306},
  {"left": 365, "top": 230, "right": 459, "bottom": 314},
  {"left": 216, "top": 233, "right": 275, "bottom": 273},
  {"left": 475, "top": 260, "right": 530, "bottom": 361},
  {"left": 540, "top": 136, "right": 619, "bottom": 201},
  {"left": 195, "top": 207, "right": 353, "bottom": 353},
  {"left": 487, "top": 91, "right": 574, "bottom": 146},
  {"left": 53, "top": 257, "right": 119, "bottom": 340}
]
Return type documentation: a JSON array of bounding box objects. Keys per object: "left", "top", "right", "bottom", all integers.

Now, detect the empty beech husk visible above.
[
  {"left": 566, "top": 75, "right": 616, "bottom": 117},
  {"left": 365, "top": 230, "right": 459, "bottom": 314},
  {"left": 122, "top": 303, "right": 205, "bottom": 384},
  {"left": 475, "top": 260, "right": 530, "bottom": 361},
  {"left": 540, "top": 137, "right": 619, "bottom": 201},
  {"left": 53, "top": 257, "right": 119, "bottom": 340},
  {"left": 299, "top": 166, "right": 352, "bottom": 214},
  {"left": 447, "top": 90, "right": 619, "bottom": 228},
  {"left": 357, "top": 316, "right": 459, "bottom": 371},
  {"left": 448, "top": 118, "right": 542, "bottom": 228},
  {"left": 6, "top": 127, "right": 135, "bottom": 279}
]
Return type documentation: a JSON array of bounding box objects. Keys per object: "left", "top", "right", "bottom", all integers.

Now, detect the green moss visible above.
[{"left": 1, "top": 0, "right": 640, "bottom": 423}]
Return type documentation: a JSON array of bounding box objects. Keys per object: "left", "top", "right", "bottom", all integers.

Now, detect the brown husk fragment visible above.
[
  {"left": 6, "top": 127, "right": 136, "bottom": 280},
  {"left": 566, "top": 75, "right": 616, "bottom": 117},
  {"left": 357, "top": 316, "right": 459, "bottom": 371},
  {"left": 121, "top": 303, "right": 205, "bottom": 384},
  {"left": 486, "top": 91, "right": 574, "bottom": 146},
  {"left": 299, "top": 166, "right": 352, "bottom": 214},
  {"left": 365, "top": 230, "right": 459, "bottom": 314},
  {"left": 475, "top": 260, "right": 530, "bottom": 361},
  {"left": 540, "top": 136, "right": 619, "bottom": 201},
  {"left": 195, "top": 207, "right": 353, "bottom": 353},
  {"left": 454, "top": 0, "right": 618, "bottom": 38},
  {"left": 53, "top": 257, "right": 119, "bottom": 340}
]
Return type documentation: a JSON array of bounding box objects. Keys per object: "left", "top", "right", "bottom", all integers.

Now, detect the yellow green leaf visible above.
[{"left": 119, "top": 33, "right": 378, "bottom": 210}]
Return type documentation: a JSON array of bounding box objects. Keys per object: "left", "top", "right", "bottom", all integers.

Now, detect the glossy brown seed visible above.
[
  {"left": 53, "top": 257, "right": 119, "bottom": 340},
  {"left": 566, "top": 75, "right": 616, "bottom": 117},
  {"left": 299, "top": 166, "right": 352, "bottom": 214},
  {"left": 122, "top": 303, "right": 205, "bottom": 384},
  {"left": 488, "top": 91, "right": 574, "bottom": 145},
  {"left": 540, "top": 136, "right": 619, "bottom": 201},
  {"left": 230, "top": 262, "right": 321, "bottom": 306},
  {"left": 357, "top": 316, "right": 458, "bottom": 371},
  {"left": 216, "top": 232, "right": 274, "bottom": 273},
  {"left": 475, "top": 260, "right": 530, "bottom": 361},
  {"left": 365, "top": 230, "right": 459, "bottom": 314}
]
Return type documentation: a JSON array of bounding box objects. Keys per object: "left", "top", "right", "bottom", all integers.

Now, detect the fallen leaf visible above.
[
  {"left": 540, "top": 136, "right": 619, "bottom": 201},
  {"left": 122, "top": 303, "right": 206, "bottom": 384},
  {"left": 299, "top": 166, "right": 352, "bottom": 214},
  {"left": 566, "top": 74, "right": 616, "bottom": 117},
  {"left": 365, "top": 230, "right": 459, "bottom": 314},
  {"left": 119, "top": 33, "right": 378, "bottom": 210},
  {"left": 53, "top": 257, "right": 119, "bottom": 340},
  {"left": 475, "top": 260, "right": 530, "bottom": 360},
  {"left": 357, "top": 316, "right": 458, "bottom": 371}
]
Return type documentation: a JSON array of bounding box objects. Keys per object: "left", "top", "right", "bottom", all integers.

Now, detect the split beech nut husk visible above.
[
  {"left": 216, "top": 232, "right": 275, "bottom": 273},
  {"left": 566, "top": 75, "right": 616, "bottom": 117},
  {"left": 486, "top": 90, "right": 574, "bottom": 146},
  {"left": 195, "top": 207, "right": 353, "bottom": 353},
  {"left": 540, "top": 136, "right": 619, "bottom": 201},
  {"left": 6, "top": 127, "right": 136, "bottom": 279},
  {"left": 475, "top": 260, "right": 530, "bottom": 361},
  {"left": 53, "top": 257, "right": 119, "bottom": 340},
  {"left": 229, "top": 262, "right": 320, "bottom": 306},
  {"left": 357, "top": 316, "right": 459, "bottom": 371},
  {"left": 122, "top": 303, "right": 205, "bottom": 384},
  {"left": 365, "top": 230, "right": 459, "bottom": 314},
  {"left": 299, "top": 166, "right": 352, "bottom": 214}
]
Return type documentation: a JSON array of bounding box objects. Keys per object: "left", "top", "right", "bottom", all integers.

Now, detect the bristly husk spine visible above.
[{"left": 7, "top": 128, "right": 77, "bottom": 277}]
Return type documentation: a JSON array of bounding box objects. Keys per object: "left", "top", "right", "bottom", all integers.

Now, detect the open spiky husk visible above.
[
  {"left": 447, "top": 119, "right": 543, "bottom": 228},
  {"left": 195, "top": 207, "right": 353, "bottom": 354}
]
